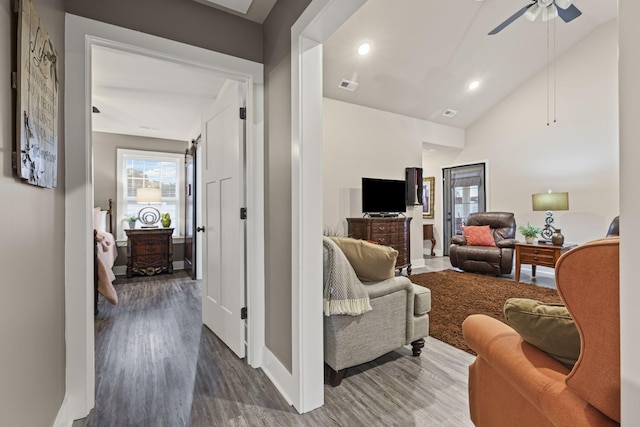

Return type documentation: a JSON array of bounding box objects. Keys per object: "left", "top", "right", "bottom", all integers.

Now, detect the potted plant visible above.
[
  {"left": 123, "top": 215, "right": 138, "bottom": 229},
  {"left": 518, "top": 222, "right": 541, "bottom": 244},
  {"left": 161, "top": 212, "right": 171, "bottom": 228}
]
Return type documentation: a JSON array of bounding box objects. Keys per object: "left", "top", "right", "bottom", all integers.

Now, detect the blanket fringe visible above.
[{"left": 323, "top": 298, "right": 372, "bottom": 317}]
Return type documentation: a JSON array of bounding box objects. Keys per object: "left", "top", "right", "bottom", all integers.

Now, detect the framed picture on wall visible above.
[
  {"left": 422, "top": 176, "right": 435, "bottom": 219},
  {"left": 15, "top": 0, "right": 59, "bottom": 188}
]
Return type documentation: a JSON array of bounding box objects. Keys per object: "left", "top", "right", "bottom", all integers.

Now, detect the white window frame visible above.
[{"left": 116, "top": 148, "right": 185, "bottom": 241}]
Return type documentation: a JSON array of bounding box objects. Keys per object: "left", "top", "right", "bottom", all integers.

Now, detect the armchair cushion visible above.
[
  {"left": 463, "top": 225, "right": 497, "bottom": 246},
  {"left": 330, "top": 237, "right": 398, "bottom": 281},
  {"left": 504, "top": 298, "right": 580, "bottom": 368}
]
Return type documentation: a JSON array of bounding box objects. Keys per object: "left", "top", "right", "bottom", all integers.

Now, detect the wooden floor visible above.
[{"left": 77, "top": 261, "right": 477, "bottom": 427}]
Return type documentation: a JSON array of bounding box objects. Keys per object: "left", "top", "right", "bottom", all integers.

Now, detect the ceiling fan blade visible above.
[
  {"left": 556, "top": 3, "right": 582, "bottom": 22},
  {"left": 554, "top": 0, "right": 573, "bottom": 10},
  {"left": 488, "top": 4, "right": 534, "bottom": 35}
]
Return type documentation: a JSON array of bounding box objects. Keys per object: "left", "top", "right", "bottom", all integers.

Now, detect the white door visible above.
[{"left": 201, "top": 81, "right": 246, "bottom": 358}]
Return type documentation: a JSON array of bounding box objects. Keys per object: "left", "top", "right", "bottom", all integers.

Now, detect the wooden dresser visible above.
[
  {"left": 347, "top": 217, "right": 412, "bottom": 275},
  {"left": 125, "top": 228, "right": 174, "bottom": 278}
]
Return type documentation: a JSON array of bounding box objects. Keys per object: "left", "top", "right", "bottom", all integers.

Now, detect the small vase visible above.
[
  {"left": 162, "top": 219, "right": 171, "bottom": 228},
  {"left": 525, "top": 236, "right": 534, "bottom": 244},
  {"left": 128, "top": 222, "right": 136, "bottom": 229},
  {"left": 551, "top": 229, "right": 564, "bottom": 246}
]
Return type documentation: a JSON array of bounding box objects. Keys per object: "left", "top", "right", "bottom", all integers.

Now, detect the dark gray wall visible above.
[
  {"left": 0, "top": 0, "right": 66, "bottom": 425},
  {"left": 65, "top": 0, "right": 263, "bottom": 63},
  {"left": 93, "top": 131, "right": 188, "bottom": 267},
  {"left": 263, "top": 0, "right": 312, "bottom": 372}
]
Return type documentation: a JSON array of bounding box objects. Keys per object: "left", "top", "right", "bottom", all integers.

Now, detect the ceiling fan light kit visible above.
[{"left": 488, "top": 0, "right": 582, "bottom": 35}]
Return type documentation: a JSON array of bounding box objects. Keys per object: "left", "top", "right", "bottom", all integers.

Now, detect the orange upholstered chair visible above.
[{"left": 462, "top": 237, "right": 620, "bottom": 427}]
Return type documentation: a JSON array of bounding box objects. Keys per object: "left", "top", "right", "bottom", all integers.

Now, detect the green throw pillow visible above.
[{"left": 503, "top": 298, "right": 580, "bottom": 368}]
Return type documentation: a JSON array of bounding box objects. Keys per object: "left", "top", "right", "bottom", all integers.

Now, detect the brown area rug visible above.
[{"left": 411, "top": 270, "right": 562, "bottom": 354}]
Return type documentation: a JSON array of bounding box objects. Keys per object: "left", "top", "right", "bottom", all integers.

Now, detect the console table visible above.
[
  {"left": 347, "top": 217, "right": 412, "bottom": 275},
  {"left": 125, "top": 228, "right": 174, "bottom": 278},
  {"left": 423, "top": 224, "right": 436, "bottom": 256},
  {"left": 514, "top": 242, "right": 577, "bottom": 283}
]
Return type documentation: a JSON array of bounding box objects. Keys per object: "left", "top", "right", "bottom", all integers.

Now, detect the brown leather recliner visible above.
[{"left": 449, "top": 212, "right": 517, "bottom": 275}]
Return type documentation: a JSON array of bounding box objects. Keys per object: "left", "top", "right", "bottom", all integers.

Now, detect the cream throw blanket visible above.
[{"left": 323, "top": 237, "right": 372, "bottom": 316}]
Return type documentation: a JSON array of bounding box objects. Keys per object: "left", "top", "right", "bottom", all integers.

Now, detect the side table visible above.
[
  {"left": 514, "top": 242, "right": 577, "bottom": 283},
  {"left": 125, "top": 228, "right": 174, "bottom": 278}
]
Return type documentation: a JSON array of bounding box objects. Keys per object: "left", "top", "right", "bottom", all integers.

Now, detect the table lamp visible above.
[
  {"left": 136, "top": 187, "right": 162, "bottom": 228},
  {"left": 532, "top": 191, "right": 569, "bottom": 244}
]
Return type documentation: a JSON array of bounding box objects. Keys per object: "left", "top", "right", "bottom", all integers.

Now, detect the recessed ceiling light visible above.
[
  {"left": 357, "top": 43, "right": 371, "bottom": 56},
  {"left": 468, "top": 80, "right": 480, "bottom": 90},
  {"left": 442, "top": 109, "right": 458, "bottom": 118}
]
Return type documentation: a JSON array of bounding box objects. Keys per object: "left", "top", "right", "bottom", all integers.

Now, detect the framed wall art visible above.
[
  {"left": 15, "top": 0, "right": 59, "bottom": 188},
  {"left": 422, "top": 176, "right": 435, "bottom": 219}
]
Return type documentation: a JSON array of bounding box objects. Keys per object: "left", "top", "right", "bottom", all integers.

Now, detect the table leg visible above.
[
  {"left": 532, "top": 265, "right": 537, "bottom": 278},
  {"left": 430, "top": 238, "right": 435, "bottom": 256},
  {"left": 515, "top": 247, "right": 521, "bottom": 283}
]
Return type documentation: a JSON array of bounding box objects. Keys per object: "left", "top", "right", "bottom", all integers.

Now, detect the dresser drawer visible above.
[
  {"left": 135, "top": 243, "right": 167, "bottom": 255},
  {"left": 520, "top": 253, "right": 555, "bottom": 267},
  {"left": 370, "top": 233, "right": 402, "bottom": 246},
  {"left": 135, "top": 254, "right": 167, "bottom": 266}
]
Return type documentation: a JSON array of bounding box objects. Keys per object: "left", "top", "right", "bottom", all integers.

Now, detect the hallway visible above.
[{"left": 77, "top": 269, "right": 473, "bottom": 426}]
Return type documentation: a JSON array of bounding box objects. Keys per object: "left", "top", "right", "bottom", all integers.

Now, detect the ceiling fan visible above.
[{"left": 488, "top": 0, "right": 582, "bottom": 35}]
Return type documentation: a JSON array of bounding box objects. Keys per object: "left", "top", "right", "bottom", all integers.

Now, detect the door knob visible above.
[{"left": 196, "top": 226, "right": 205, "bottom": 232}]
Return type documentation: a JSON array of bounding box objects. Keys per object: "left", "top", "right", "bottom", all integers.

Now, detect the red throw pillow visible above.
[{"left": 462, "top": 225, "right": 496, "bottom": 247}]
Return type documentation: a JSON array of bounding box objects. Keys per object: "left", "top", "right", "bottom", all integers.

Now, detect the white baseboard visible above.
[
  {"left": 53, "top": 394, "right": 72, "bottom": 427},
  {"left": 112, "top": 261, "right": 185, "bottom": 277},
  {"left": 411, "top": 258, "right": 426, "bottom": 269},
  {"left": 261, "top": 347, "right": 295, "bottom": 408}
]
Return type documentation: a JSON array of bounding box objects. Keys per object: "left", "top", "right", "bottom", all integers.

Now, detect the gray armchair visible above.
[
  {"left": 449, "top": 212, "right": 517, "bottom": 275},
  {"left": 323, "top": 240, "right": 431, "bottom": 386}
]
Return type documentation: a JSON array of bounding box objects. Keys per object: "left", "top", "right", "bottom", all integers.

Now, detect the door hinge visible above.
[
  {"left": 11, "top": 72, "right": 17, "bottom": 89},
  {"left": 241, "top": 307, "right": 247, "bottom": 320},
  {"left": 239, "top": 107, "right": 246, "bottom": 120},
  {"left": 240, "top": 207, "right": 247, "bottom": 220}
]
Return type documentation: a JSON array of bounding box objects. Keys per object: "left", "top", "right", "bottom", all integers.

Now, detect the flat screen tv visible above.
[{"left": 362, "top": 177, "right": 406, "bottom": 216}]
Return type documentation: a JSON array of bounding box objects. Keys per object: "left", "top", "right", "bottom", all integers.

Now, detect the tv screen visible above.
[{"left": 362, "top": 178, "right": 406, "bottom": 214}]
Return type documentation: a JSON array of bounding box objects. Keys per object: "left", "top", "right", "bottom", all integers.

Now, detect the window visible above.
[{"left": 116, "top": 149, "right": 185, "bottom": 240}]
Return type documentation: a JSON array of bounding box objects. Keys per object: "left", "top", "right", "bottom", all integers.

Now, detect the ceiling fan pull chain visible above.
[
  {"left": 546, "top": 18, "right": 550, "bottom": 126},
  {"left": 553, "top": 16, "right": 557, "bottom": 124}
]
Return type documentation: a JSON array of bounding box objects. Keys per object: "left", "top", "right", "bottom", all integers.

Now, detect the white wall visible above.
[
  {"left": 422, "top": 145, "right": 463, "bottom": 255},
  {"left": 0, "top": 1, "right": 67, "bottom": 425},
  {"left": 322, "top": 97, "right": 464, "bottom": 266},
  {"left": 448, "top": 20, "right": 619, "bottom": 246}
]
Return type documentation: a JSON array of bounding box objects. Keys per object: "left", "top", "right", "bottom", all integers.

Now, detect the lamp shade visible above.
[
  {"left": 532, "top": 192, "right": 569, "bottom": 211},
  {"left": 136, "top": 187, "right": 162, "bottom": 204}
]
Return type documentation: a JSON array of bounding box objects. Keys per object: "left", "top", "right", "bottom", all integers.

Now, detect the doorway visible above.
[
  {"left": 442, "top": 162, "right": 487, "bottom": 255},
  {"left": 64, "top": 14, "right": 265, "bottom": 421}
]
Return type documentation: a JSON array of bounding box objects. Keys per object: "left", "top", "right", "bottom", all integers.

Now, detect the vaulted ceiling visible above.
[{"left": 91, "top": 0, "right": 618, "bottom": 140}]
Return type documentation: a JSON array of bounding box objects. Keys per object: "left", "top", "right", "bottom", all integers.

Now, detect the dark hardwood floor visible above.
[{"left": 77, "top": 266, "right": 474, "bottom": 427}]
